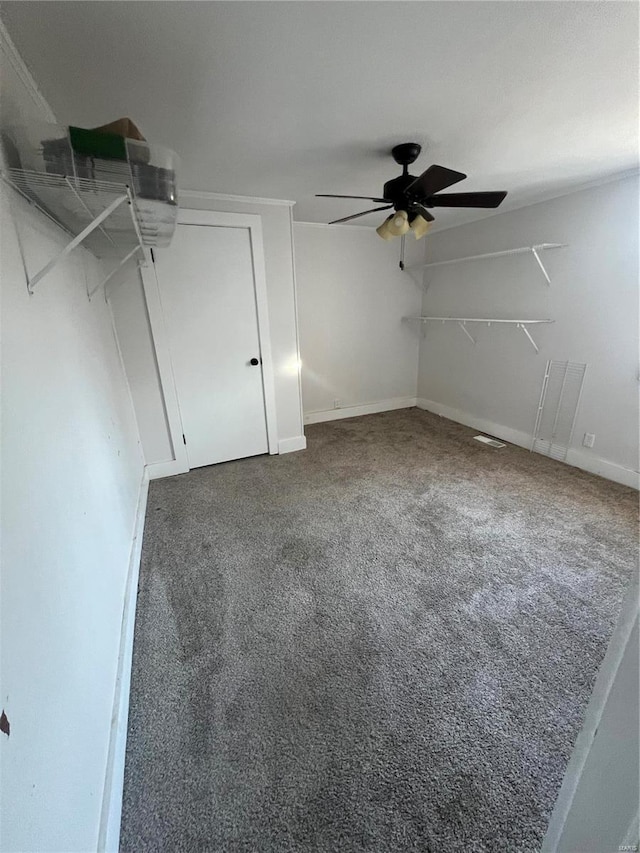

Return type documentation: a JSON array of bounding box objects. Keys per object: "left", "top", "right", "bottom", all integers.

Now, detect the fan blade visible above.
[
  {"left": 317, "top": 194, "right": 391, "bottom": 202},
  {"left": 405, "top": 165, "right": 466, "bottom": 198},
  {"left": 329, "top": 205, "right": 393, "bottom": 225},
  {"left": 428, "top": 191, "right": 508, "bottom": 208},
  {"left": 411, "top": 204, "right": 435, "bottom": 222}
]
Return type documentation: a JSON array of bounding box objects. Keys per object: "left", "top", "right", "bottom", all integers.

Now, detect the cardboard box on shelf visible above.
[{"left": 92, "top": 117, "right": 146, "bottom": 141}]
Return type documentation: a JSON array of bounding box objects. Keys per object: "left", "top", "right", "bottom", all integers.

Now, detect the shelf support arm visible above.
[
  {"left": 518, "top": 322, "right": 540, "bottom": 353},
  {"left": 27, "top": 193, "right": 129, "bottom": 292},
  {"left": 458, "top": 321, "right": 476, "bottom": 345},
  {"left": 531, "top": 246, "right": 551, "bottom": 284},
  {"left": 64, "top": 176, "right": 117, "bottom": 250},
  {"left": 88, "top": 245, "right": 143, "bottom": 300}
]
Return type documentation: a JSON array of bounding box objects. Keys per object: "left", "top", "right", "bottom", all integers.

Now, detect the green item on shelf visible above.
[{"left": 69, "top": 126, "right": 127, "bottom": 161}]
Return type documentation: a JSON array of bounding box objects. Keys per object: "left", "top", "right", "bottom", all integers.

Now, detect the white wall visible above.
[
  {"left": 108, "top": 269, "right": 173, "bottom": 464},
  {"left": 556, "top": 618, "right": 639, "bottom": 851},
  {"left": 0, "top": 25, "right": 144, "bottom": 853},
  {"left": 294, "top": 223, "right": 423, "bottom": 421},
  {"left": 416, "top": 175, "right": 639, "bottom": 488},
  {"left": 110, "top": 194, "right": 305, "bottom": 468},
  {"left": 542, "top": 577, "right": 639, "bottom": 853}
]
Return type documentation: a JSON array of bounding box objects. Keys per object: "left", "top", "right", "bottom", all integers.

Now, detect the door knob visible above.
[{"left": 250, "top": 357, "right": 260, "bottom": 366}]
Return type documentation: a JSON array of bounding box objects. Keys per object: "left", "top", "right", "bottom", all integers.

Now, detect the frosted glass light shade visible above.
[
  {"left": 376, "top": 215, "right": 396, "bottom": 240},
  {"left": 410, "top": 214, "right": 433, "bottom": 240},
  {"left": 386, "top": 210, "right": 410, "bottom": 236}
]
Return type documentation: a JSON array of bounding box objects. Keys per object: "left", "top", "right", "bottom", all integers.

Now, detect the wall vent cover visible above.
[
  {"left": 532, "top": 360, "right": 587, "bottom": 461},
  {"left": 474, "top": 435, "right": 506, "bottom": 448}
]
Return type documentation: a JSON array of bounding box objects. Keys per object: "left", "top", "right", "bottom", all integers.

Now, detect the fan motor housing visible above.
[
  {"left": 383, "top": 174, "right": 420, "bottom": 209},
  {"left": 386, "top": 143, "right": 423, "bottom": 209}
]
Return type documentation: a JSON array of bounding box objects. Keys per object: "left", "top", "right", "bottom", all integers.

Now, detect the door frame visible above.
[{"left": 141, "top": 208, "right": 279, "bottom": 477}]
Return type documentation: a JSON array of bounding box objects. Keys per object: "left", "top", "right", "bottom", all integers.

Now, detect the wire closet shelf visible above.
[
  {"left": 402, "top": 316, "right": 554, "bottom": 353},
  {"left": 405, "top": 243, "right": 566, "bottom": 284},
  {"left": 1, "top": 167, "right": 176, "bottom": 295}
]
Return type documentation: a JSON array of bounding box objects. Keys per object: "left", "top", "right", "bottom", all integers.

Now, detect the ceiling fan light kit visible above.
[
  {"left": 317, "top": 142, "right": 507, "bottom": 262},
  {"left": 386, "top": 210, "right": 410, "bottom": 237},
  {"left": 375, "top": 215, "right": 396, "bottom": 241},
  {"left": 318, "top": 141, "right": 558, "bottom": 355},
  {"left": 409, "top": 213, "right": 432, "bottom": 240}
]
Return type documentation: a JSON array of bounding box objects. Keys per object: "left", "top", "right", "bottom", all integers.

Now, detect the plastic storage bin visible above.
[{"left": 6, "top": 123, "right": 179, "bottom": 247}]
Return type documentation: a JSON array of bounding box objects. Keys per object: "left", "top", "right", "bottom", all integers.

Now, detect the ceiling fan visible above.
[{"left": 317, "top": 142, "right": 507, "bottom": 266}]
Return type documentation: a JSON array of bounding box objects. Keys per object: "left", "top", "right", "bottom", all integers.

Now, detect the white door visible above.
[{"left": 154, "top": 220, "right": 270, "bottom": 469}]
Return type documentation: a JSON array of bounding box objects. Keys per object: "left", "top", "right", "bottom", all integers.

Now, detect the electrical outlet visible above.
[
  {"left": 583, "top": 433, "right": 596, "bottom": 448},
  {"left": 334, "top": 399, "right": 342, "bottom": 409}
]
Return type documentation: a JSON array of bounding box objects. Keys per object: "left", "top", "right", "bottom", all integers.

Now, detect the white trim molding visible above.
[
  {"left": 278, "top": 435, "right": 307, "bottom": 454},
  {"left": 294, "top": 221, "right": 376, "bottom": 231},
  {"left": 305, "top": 396, "right": 417, "bottom": 425},
  {"left": 416, "top": 398, "right": 531, "bottom": 450},
  {"left": 0, "top": 19, "right": 57, "bottom": 122},
  {"left": 145, "top": 459, "right": 184, "bottom": 480},
  {"left": 299, "top": 171, "right": 639, "bottom": 236},
  {"left": 288, "top": 207, "right": 306, "bottom": 437},
  {"left": 98, "top": 472, "right": 149, "bottom": 852},
  {"left": 416, "top": 398, "right": 639, "bottom": 489},
  {"left": 139, "top": 258, "right": 190, "bottom": 476},
  {"left": 245, "top": 213, "right": 279, "bottom": 456},
  {"left": 431, "top": 169, "right": 640, "bottom": 234},
  {"left": 141, "top": 209, "right": 279, "bottom": 474},
  {"left": 181, "top": 189, "right": 295, "bottom": 207},
  {"left": 565, "top": 447, "right": 639, "bottom": 490}
]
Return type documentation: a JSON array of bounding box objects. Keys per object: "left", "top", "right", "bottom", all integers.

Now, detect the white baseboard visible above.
[
  {"left": 416, "top": 397, "right": 532, "bottom": 449},
  {"left": 565, "top": 447, "right": 639, "bottom": 490},
  {"left": 145, "top": 458, "right": 189, "bottom": 480},
  {"left": 305, "top": 396, "right": 417, "bottom": 425},
  {"left": 278, "top": 435, "right": 307, "bottom": 454},
  {"left": 98, "top": 472, "right": 149, "bottom": 853},
  {"left": 146, "top": 435, "right": 310, "bottom": 471},
  {"left": 416, "top": 397, "right": 638, "bottom": 489}
]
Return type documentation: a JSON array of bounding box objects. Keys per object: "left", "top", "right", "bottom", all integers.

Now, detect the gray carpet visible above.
[{"left": 121, "top": 408, "right": 637, "bottom": 853}]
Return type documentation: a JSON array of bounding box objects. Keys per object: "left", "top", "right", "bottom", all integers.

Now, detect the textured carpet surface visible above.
[{"left": 121, "top": 409, "right": 637, "bottom": 853}]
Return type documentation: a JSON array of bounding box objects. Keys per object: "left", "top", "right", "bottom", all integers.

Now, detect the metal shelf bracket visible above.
[
  {"left": 27, "top": 193, "right": 130, "bottom": 293},
  {"left": 530, "top": 246, "right": 552, "bottom": 285},
  {"left": 517, "top": 322, "right": 540, "bottom": 353},
  {"left": 458, "top": 321, "right": 476, "bottom": 345},
  {"left": 88, "top": 245, "right": 145, "bottom": 301}
]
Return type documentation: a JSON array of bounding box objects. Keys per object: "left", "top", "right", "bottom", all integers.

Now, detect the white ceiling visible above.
[{"left": 2, "top": 2, "right": 638, "bottom": 231}]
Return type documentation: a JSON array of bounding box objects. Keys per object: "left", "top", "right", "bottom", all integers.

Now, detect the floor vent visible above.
[{"left": 474, "top": 435, "right": 506, "bottom": 448}]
